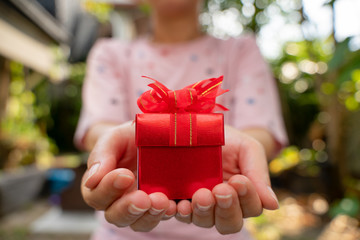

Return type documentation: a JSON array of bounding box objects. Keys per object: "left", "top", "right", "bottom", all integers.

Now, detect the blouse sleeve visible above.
[
  {"left": 74, "top": 39, "right": 130, "bottom": 150},
  {"left": 225, "top": 35, "right": 288, "bottom": 148}
]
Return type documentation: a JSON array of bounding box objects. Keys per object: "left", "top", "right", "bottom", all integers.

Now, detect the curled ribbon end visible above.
[{"left": 141, "top": 75, "right": 157, "bottom": 81}]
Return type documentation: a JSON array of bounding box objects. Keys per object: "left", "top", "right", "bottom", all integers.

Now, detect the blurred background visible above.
[{"left": 0, "top": 0, "right": 360, "bottom": 239}]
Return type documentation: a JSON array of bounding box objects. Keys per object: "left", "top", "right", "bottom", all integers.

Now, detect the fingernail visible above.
[
  {"left": 197, "top": 203, "right": 212, "bottom": 212},
  {"left": 128, "top": 204, "right": 148, "bottom": 215},
  {"left": 267, "top": 186, "right": 279, "bottom": 209},
  {"left": 164, "top": 213, "right": 175, "bottom": 219},
  {"left": 85, "top": 163, "right": 100, "bottom": 185},
  {"left": 232, "top": 179, "right": 247, "bottom": 196},
  {"left": 215, "top": 194, "right": 233, "bottom": 209},
  {"left": 113, "top": 173, "right": 133, "bottom": 189},
  {"left": 176, "top": 212, "right": 190, "bottom": 218},
  {"left": 149, "top": 207, "right": 164, "bottom": 216}
]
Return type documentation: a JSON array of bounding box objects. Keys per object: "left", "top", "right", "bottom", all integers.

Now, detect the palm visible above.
[
  {"left": 222, "top": 125, "right": 266, "bottom": 182},
  {"left": 222, "top": 125, "right": 250, "bottom": 181},
  {"left": 116, "top": 135, "right": 137, "bottom": 172}
]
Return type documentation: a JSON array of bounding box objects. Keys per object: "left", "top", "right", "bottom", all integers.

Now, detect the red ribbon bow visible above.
[{"left": 137, "top": 76, "right": 229, "bottom": 113}]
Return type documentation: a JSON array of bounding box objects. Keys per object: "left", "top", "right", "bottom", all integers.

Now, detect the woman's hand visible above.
[
  {"left": 81, "top": 122, "right": 177, "bottom": 232},
  {"left": 175, "top": 125, "right": 279, "bottom": 234}
]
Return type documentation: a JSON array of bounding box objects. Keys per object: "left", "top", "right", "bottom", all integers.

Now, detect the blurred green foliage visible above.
[
  {"left": 0, "top": 62, "right": 57, "bottom": 169},
  {"left": 202, "top": 0, "right": 360, "bottom": 222},
  {"left": 0, "top": 61, "right": 86, "bottom": 170},
  {"left": 83, "top": 0, "right": 113, "bottom": 23},
  {"left": 33, "top": 63, "right": 86, "bottom": 153},
  {"left": 330, "top": 196, "right": 360, "bottom": 218},
  {"left": 204, "top": 0, "right": 277, "bottom": 32},
  {"left": 203, "top": 0, "right": 360, "bottom": 185}
]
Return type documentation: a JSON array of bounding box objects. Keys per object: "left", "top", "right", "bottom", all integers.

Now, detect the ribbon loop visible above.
[{"left": 137, "top": 76, "right": 228, "bottom": 113}]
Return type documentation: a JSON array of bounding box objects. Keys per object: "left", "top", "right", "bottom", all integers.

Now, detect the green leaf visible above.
[{"left": 327, "top": 38, "right": 351, "bottom": 72}]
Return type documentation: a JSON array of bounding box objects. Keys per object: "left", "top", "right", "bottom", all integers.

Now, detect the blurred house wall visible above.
[{"left": 0, "top": 0, "right": 70, "bottom": 82}]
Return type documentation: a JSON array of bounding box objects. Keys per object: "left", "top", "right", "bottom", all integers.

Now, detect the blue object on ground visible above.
[{"left": 47, "top": 169, "right": 76, "bottom": 194}]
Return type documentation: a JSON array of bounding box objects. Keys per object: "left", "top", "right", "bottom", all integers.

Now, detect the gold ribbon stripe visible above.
[
  {"left": 154, "top": 83, "right": 168, "bottom": 96},
  {"left": 149, "top": 90, "right": 156, "bottom": 101},
  {"left": 191, "top": 81, "right": 202, "bottom": 89},
  {"left": 201, "top": 81, "right": 222, "bottom": 96},
  {"left": 189, "top": 113, "right": 192, "bottom": 146},
  {"left": 189, "top": 89, "right": 193, "bottom": 105},
  {"left": 139, "top": 98, "right": 145, "bottom": 109}
]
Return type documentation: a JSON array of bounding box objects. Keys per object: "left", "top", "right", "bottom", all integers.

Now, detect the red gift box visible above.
[
  {"left": 136, "top": 113, "right": 224, "bottom": 199},
  {"left": 135, "top": 76, "right": 228, "bottom": 199}
]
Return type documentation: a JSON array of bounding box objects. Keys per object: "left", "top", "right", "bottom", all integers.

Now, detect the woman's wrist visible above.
[{"left": 241, "top": 128, "right": 277, "bottom": 160}]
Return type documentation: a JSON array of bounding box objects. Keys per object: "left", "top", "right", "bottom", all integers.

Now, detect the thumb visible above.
[
  {"left": 235, "top": 131, "right": 279, "bottom": 210},
  {"left": 251, "top": 179, "right": 279, "bottom": 210},
  {"left": 84, "top": 122, "right": 135, "bottom": 189}
]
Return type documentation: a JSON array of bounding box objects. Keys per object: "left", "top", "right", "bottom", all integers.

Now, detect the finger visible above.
[
  {"left": 191, "top": 188, "right": 215, "bottom": 228},
  {"left": 212, "top": 183, "right": 243, "bottom": 235},
  {"left": 260, "top": 185, "right": 279, "bottom": 210},
  {"left": 163, "top": 200, "right": 177, "bottom": 220},
  {"left": 228, "top": 175, "right": 263, "bottom": 218},
  {"left": 85, "top": 122, "right": 136, "bottom": 189},
  {"left": 130, "top": 192, "right": 170, "bottom": 232},
  {"left": 104, "top": 190, "right": 151, "bottom": 228},
  {"left": 235, "top": 131, "right": 279, "bottom": 210},
  {"left": 81, "top": 168, "right": 135, "bottom": 210},
  {"left": 175, "top": 200, "right": 192, "bottom": 224}
]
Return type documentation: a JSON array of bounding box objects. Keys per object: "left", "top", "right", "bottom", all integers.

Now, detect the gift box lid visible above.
[{"left": 136, "top": 113, "right": 224, "bottom": 147}]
